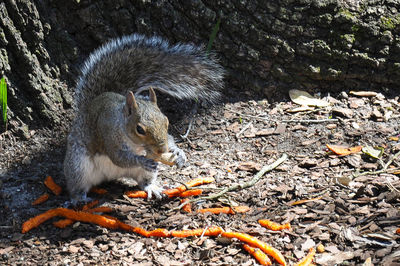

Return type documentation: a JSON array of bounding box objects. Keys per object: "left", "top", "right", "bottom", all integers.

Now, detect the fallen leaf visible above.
[
  {"left": 326, "top": 144, "right": 362, "bottom": 156},
  {"left": 362, "top": 146, "right": 384, "bottom": 159},
  {"left": 289, "top": 89, "right": 329, "bottom": 107}
]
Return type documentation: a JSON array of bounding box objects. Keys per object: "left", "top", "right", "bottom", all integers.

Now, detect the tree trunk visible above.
[{"left": 0, "top": 0, "right": 399, "bottom": 136}]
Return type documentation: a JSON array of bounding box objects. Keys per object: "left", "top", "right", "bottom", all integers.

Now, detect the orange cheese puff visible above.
[
  {"left": 396, "top": 228, "right": 400, "bottom": 234},
  {"left": 203, "top": 226, "right": 224, "bottom": 236},
  {"left": 147, "top": 228, "right": 171, "bottom": 237},
  {"left": 171, "top": 226, "right": 223, "bottom": 238},
  {"left": 22, "top": 208, "right": 121, "bottom": 233},
  {"left": 221, "top": 231, "right": 286, "bottom": 266},
  {"left": 44, "top": 176, "right": 62, "bottom": 196},
  {"left": 125, "top": 190, "right": 148, "bottom": 198},
  {"left": 171, "top": 228, "right": 205, "bottom": 238},
  {"left": 22, "top": 208, "right": 60, "bottom": 233},
  {"left": 242, "top": 244, "right": 272, "bottom": 266},
  {"left": 198, "top": 207, "right": 235, "bottom": 214},
  {"left": 177, "top": 189, "right": 202, "bottom": 198},
  {"left": 32, "top": 193, "right": 50, "bottom": 205},
  {"left": 164, "top": 177, "right": 215, "bottom": 197},
  {"left": 185, "top": 177, "right": 215, "bottom": 188},
  {"left": 181, "top": 199, "right": 192, "bottom": 213},
  {"left": 198, "top": 206, "right": 250, "bottom": 215},
  {"left": 133, "top": 227, "right": 150, "bottom": 237},
  {"left": 132, "top": 227, "right": 170, "bottom": 237},
  {"left": 53, "top": 201, "right": 102, "bottom": 229},
  {"left": 81, "top": 200, "right": 99, "bottom": 211},
  {"left": 53, "top": 219, "right": 74, "bottom": 228},
  {"left": 258, "top": 219, "right": 291, "bottom": 231},
  {"left": 294, "top": 248, "right": 316, "bottom": 266}
]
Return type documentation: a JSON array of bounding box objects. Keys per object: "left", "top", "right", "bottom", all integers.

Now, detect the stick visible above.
[
  {"left": 172, "top": 153, "right": 288, "bottom": 211},
  {"left": 281, "top": 118, "right": 338, "bottom": 123},
  {"left": 236, "top": 121, "right": 252, "bottom": 138}
]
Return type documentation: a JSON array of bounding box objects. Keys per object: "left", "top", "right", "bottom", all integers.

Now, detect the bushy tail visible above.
[{"left": 74, "top": 34, "right": 224, "bottom": 111}]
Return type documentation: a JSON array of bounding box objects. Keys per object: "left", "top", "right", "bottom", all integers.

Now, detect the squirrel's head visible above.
[{"left": 124, "top": 88, "right": 169, "bottom": 157}]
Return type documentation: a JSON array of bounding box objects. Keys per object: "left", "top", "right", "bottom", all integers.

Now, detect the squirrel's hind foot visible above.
[{"left": 65, "top": 192, "right": 93, "bottom": 207}]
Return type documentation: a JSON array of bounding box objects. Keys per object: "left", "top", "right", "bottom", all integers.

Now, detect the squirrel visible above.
[{"left": 64, "top": 34, "right": 224, "bottom": 204}]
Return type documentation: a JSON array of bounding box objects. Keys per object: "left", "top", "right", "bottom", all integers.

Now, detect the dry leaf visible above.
[
  {"left": 326, "top": 144, "right": 362, "bottom": 156},
  {"left": 289, "top": 89, "right": 329, "bottom": 107},
  {"left": 362, "top": 146, "right": 384, "bottom": 159}
]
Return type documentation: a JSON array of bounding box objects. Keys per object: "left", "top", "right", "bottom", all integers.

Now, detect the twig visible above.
[
  {"left": 280, "top": 119, "right": 338, "bottom": 123},
  {"left": 353, "top": 150, "right": 400, "bottom": 178},
  {"left": 352, "top": 167, "right": 399, "bottom": 178},
  {"left": 225, "top": 108, "right": 338, "bottom": 124},
  {"left": 236, "top": 121, "right": 252, "bottom": 138},
  {"left": 384, "top": 150, "right": 400, "bottom": 170},
  {"left": 171, "top": 154, "right": 288, "bottom": 211}
]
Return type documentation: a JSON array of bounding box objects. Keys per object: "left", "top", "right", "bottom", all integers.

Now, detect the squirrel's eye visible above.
[{"left": 136, "top": 125, "right": 145, "bottom": 135}]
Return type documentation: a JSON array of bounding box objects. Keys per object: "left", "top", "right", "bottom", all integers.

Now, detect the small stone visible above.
[
  {"left": 317, "top": 244, "right": 325, "bottom": 253},
  {"left": 326, "top": 123, "right": 337, "bottom": 129},
  {"left": 68, "top": 245, "right": 79, "bottom": 253},
  {"left": 332, "top": 107, "right": 353, "bottom": 118},
  {"left": 99, "top": 244, "right": 108, "bottom": 252},
  {"left": 83, "top": 240, "right": 94, "bottom": 249},
  {"left": 348, "top": 216, "right": 357, "bottom": 225}
]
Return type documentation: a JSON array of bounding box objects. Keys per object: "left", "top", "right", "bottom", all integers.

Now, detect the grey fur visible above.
[
  {"left": 65, "top": 34, "right": 224, "bottom": 202},
  {"left": 75, "top": 34, "right": 224, "bottom": 112}
]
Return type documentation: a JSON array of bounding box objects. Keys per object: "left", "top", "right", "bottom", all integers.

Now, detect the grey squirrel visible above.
[{"left": 64, "top": 34, "right": 224, "bottom": 203}]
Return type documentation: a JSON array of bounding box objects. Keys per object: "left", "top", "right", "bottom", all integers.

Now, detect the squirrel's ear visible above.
[
  {"left": 149, "top": 88, "right": 157, "bottom": 105},
  {"left": 125, "top": 91, "right": 138, "bottom": 116}
]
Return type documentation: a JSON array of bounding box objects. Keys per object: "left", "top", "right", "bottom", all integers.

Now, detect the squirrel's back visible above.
[{"left": 74, "top": 34, "right": 224, "bottom": 112}]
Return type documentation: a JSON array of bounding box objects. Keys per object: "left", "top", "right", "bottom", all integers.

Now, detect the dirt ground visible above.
[{"left": 0, "top": 90, "right": 399, "bottom": 265}]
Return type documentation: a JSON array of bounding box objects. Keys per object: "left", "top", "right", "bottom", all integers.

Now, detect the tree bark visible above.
[{"left": 0, "top": 0, "right": 399, "bottom": 136}]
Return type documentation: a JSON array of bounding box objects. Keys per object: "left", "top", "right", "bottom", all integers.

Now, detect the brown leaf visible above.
[{"left": 326, "top": 144, "right": 362, "bottom": 156}]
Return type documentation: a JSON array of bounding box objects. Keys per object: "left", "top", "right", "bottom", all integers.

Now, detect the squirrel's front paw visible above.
[
  {"left": 141, "top": 157, "right": 158, "bottom": 172},
  {"left": 173, "top": 148, "right": 187, "bottom": 168},
  {"left": 144, "top": 183, "right": 164, "bottom": 199}
]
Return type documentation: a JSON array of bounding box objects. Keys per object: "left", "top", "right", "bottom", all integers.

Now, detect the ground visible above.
[{"left": 0, "top": 90, "right": 399, "bottom": 265}]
